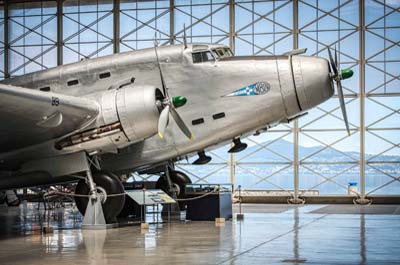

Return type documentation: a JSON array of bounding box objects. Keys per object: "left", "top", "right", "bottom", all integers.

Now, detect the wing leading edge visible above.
[{"left": 0, "top": 84, "right": 99, "bottom": 153}]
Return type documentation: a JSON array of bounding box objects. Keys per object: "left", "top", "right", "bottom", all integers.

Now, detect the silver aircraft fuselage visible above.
[{"left": 0, "top": 43, "right": 333, "bottom": 176}]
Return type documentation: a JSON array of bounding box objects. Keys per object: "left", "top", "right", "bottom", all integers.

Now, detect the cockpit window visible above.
[
  {"left": 224, "top": 48, "right": 233, "bottom": 56},
  {"left": 212, "top": 47, "right": 234, "bottom": 59},
  {"left": 192, "top": 51, "right": 215, "bottom": 63}
]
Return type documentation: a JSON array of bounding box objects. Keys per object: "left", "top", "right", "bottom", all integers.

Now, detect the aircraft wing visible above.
[{"left": 0, "top": 84, "right": 99, "bottom": 153}]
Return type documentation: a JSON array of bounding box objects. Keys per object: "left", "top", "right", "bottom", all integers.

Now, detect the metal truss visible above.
[
  {"left": 0, "top": 10, "right": 4, "bottom": 79},
  {"left": 5, "top": 1, "right": 57, "bottom": 76},
  {"left": 234, "top": 0, "right": 293, "bottom": 55},
  {"left": 294, "top": 0, "right": 362, "bottom": 198},
  {"left": 173, "top": 1, "right": 230, "bottom": 45},
  {"left": 176, "top": 149, "right": 231, "bottom": 184},
  {"left": 0, "top": 0, "right": 398, "bottom": 198},
  {"left": 119, "top": 1, "right": 171, "bottom": 51},
  {"left": 363, "top": 0, "right": 400, "bottom": 195},
  {"left": 63, "top": 1, "right": 114, "bottom": 63}
]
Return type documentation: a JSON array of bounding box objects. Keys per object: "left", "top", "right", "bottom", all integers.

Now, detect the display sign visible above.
[{"left": 125, "top": 189, "right": 176, "bottom": 205}]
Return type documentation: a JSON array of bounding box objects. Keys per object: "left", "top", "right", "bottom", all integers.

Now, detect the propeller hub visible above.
[
  {"left": 341, "top": 69, "right": 353, "bottom": 80},
  {"left": 154, "top": 43, "right": 193, "bottom": 141},
  {"left": 172, "top": 96, "right": 187, "bottom": 108}
]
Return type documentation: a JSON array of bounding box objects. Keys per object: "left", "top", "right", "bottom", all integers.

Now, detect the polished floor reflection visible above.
[{"left": 0, "top": 203, "right": 399, "bottom": 264}]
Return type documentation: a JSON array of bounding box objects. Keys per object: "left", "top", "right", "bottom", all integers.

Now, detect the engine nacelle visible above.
[
  {"left": 55, "top": 85, "right": 162, "bottom": 153},
  {"left": 116, "top": 85, "right": 162, "bottom": 142}
]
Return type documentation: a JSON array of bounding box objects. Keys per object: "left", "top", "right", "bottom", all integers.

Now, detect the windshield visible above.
[
  {"left": 192, "top": 51, "right": 215, "bottom": 63},
  {"left": 212, "top": 47, "right": 233, "bottom": 59}
]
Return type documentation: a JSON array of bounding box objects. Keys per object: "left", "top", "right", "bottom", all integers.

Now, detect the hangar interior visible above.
[{"left": 0, "top": 0, "right": 399, "bottom": 264}]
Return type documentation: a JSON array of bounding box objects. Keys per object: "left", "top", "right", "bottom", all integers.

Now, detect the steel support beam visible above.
[
  {"left": 229, "top": 0, "right": 235, "bottom": 52},
  {"left": 57, "top": 0, "right": 63, "bottom": 66},
  {"left": 357, "top": 0, "right": 370, "bottom": 204},
  {"left": 169, "top": 0, "right": 174, "bottom": 45},
  {"left": 113, "top": 0, "right": 120, "bottom": 53},
  {"left": 290, "top": 0, "right": 303, "bottom": 204},
  {"left": 4, "top": 1, "right": 9, "bottom": 78},
  {"left": 228, "top": 1, "right": 235, "bottom": 185}
]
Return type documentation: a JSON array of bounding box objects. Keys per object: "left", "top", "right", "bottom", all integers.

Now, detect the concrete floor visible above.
[{"left": 0, "top": 203, "right": 399, "bottom": 264}]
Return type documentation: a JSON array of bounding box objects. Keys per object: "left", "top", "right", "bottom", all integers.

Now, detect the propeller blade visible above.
[
  {"left": 336, "top": 81, "right": 350, "bottom": 136},
  {"left": 327, "top": 47, "right": 338, "bottom": 76},
  {"left": 158, "top": 105, "right": 170, "bottom": 139},
  {"left": 170, "top": 107, "right": 193, "bottom": 140},
  {"left": 153, "top": 44, "right": 168, "bottom": 97},
  {"left": 334, "top": 45, "right": 338, "bottom": 67}
]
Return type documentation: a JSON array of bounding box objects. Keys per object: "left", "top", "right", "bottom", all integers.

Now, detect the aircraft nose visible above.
[{"left": 292, "top": 56, "right": 334, "bottom": 111}]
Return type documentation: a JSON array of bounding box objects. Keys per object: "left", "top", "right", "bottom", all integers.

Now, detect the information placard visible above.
[{"left": 125, "top": 189, "right": 176, "bottom": 205}]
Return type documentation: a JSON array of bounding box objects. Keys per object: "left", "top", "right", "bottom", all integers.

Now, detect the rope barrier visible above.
[
  {"left": 175, "top": 187, "right": 218, "bottom": 201},
  {"left": 45, "top": 188, "right": 220, "bottom": 202}
]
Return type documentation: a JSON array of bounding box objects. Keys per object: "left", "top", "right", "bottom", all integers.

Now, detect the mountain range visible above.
[{"left": 180, "top": 139, "right": 400, "bottom": 195}]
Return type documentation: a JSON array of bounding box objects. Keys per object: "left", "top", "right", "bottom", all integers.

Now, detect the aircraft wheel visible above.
[
  {"left": 0, "top": 191, "right": 6, "bottom": 204},
  {"left": 156, "top": 170, "right": 192, "bottom": 209},
  {"left": 5, "top": 190, "right": 20, "bottom": 207},
  {"left": 75, "top": 172, "right": 125, "bottom": 223}
]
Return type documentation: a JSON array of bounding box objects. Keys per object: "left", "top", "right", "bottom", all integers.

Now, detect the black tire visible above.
[
  {"left": 6, "top": 198, "right": 20, "bottom": 207},
  {"left": 156, "top": 170, "right": 192, "bottom": 209},
  {"left": 0, "top": 191, "right": 6, "bottom": 204},
  {"left": 5, "top": 190, "right": 20, "bottom": 207},
  {"left": 75, "top": 172, "right": 125, "bottom": 223}
]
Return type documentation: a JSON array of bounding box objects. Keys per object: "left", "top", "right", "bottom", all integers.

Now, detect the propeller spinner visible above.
[
  {"left": 327, "top": 47, "right": 354, "bottom": 136},
  {"left": 153, "top": 42, "right": 193, "bottom": 140}
]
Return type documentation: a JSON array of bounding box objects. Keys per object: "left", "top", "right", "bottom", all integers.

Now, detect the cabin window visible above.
[
  {"left": 67, "top": 79, "right": 79, "bottom": 86},
  {"left": 99, "top": 72, "right": 111, "bottom": 79},
  {"left": 39, "top": 86, "right": 50, "bottom": 92},
  {"left": 192, "top": 51, "right": 214, "bottom": 63},
  {"left": 192, "top": 118, "right": 204, "bottom": 125},
  {"left": 212, "top": 112, "right": 226, "bottom": 120}
]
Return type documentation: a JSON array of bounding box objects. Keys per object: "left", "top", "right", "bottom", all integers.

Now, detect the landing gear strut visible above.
[
  {"left": 75, "top": 171, "right": 125, "bottom": 224},
  {"left": 156, "top": 168, "right": 192, "bottom": 210}
]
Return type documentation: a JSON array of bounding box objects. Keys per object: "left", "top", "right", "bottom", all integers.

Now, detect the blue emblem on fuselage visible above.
[{"left": 224, "top": 81, "right": 270, "bottom": 97}]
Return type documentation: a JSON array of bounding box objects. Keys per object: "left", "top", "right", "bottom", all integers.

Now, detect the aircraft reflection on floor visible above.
[{"left": 0, "top": 203, "right": 399, "bottom": 264}]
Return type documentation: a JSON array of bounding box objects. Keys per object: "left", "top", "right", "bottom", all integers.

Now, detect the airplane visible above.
[{"left": 0, "top": 39, "right": 353, "bottom": 223}]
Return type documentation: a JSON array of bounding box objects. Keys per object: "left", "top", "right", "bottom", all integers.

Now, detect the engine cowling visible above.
[
  {"left": 55, "top": 85, "right": 163, "bottom": 153},
  {"left": 116, "top": 85, "right": 162, "bottom": 143}
]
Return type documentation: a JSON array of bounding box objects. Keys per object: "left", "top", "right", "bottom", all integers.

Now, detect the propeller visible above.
[
  {"left": 154, "top": 42, "right": 193, "bottom": 140},
  {"left": 327, "top": 46, "right": 353, "bottom": 136}
]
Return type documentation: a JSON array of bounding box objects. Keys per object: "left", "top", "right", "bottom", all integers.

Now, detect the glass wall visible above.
[
  {"left": 63, "top": 0, "right": 113, "bottom": 64},
  {"left": 120, "top": 0, "right": 170, "bottom": 51},
  {"left": 0, "top": 0, "right": 398, "bottom": 197},
  {"left": 297, "top": 0, "right": 361, "bottom": 195},
  {"left": 0, "top": 6, "right": 4, "bottom": 79},
  {"left": 233, "top": 0, "right": 294, "bottom": 191},
  {"left": 364, "top": 0, "right": 400, "bottom": 195},
  {"left": 8, "top": 1, "right": 57, "bottom": 76}
]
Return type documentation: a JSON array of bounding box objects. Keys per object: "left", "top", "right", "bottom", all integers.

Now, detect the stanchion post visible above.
[
  {"left": 168, "top": 203, "right": 171, "bottom": 223},
  {"left": 237, "top": 185, "right": 244, "bottom": 220},
  {"left": 239, "top": 185, "right": 242, "bottom": 214},
  {"left": 142, "top": 188, "right": 146, "bottom": 222},
  {"left": 141, "top": 188, "right": 149, "bottom": 230}
]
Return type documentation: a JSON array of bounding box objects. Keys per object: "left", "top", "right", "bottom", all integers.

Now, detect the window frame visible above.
[{"left": 191, "top": 50, "right": 216, "bottom": 64}]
